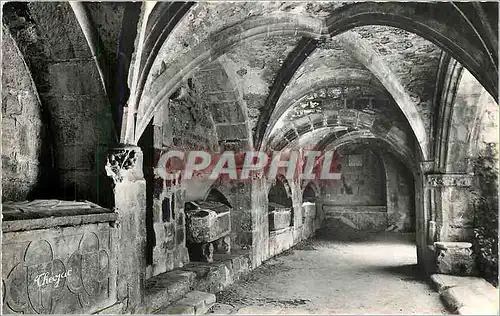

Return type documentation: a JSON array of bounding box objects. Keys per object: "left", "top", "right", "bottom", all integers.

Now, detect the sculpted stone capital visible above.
[
  {"left": 249, "top": 170, "right": 266, "bottom": 181},
  {"left": 105, "top": 145, "right": 144, "bottom": 183},
  {"left": 420, "top": 160, "right": 435, "bottom": 174},
  {"left": 426, "top": 173, "right": 473, "bottom": 188}
]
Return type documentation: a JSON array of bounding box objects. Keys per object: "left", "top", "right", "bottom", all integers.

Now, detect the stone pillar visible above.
[
  {"left": 251, "top": 172, "right": 270, "bottom": 267},
  {"left": 213, "top": 177, "right": 254, "bottom": 251},
  {"left": 105, "top": 146, "right": 146, "bottom": 313},
  {"left": 415, "top": 171, "right": 427, "bottom": 265},
  {"left": 426, "top": 173, "right": 474, "bottom": 242},
  {"left": 291, "top": 179, "right": 303, "bottom": 234},
  {"left": 415, "top": 161, "right": 434, "bottom": 267}
]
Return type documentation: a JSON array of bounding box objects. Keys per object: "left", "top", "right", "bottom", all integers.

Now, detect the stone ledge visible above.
[
  {"left": 2, "top": 200, "right": 117, "bottom": 232},
  {"left": 430, "top": 274, "right": 499, "bottom": 315},
  {"left": 207, "top": 303, "right": 235, "bottom": 314},
  {"left": 145, "top": 250, "right": 251, "bottom": 312},
  {"left": 3, "top": 213, "right": 118, "bottom": 232},
  {"left": 94, "top": 302, "right": 124, "bottom": 314},
  {"left": 161, "top": 304, "right": 196, "bottom": 315},
  {"left": 426, "top": 174, "right": 473, "bottom": 187},
  {"left": 434, "top": 242, "right": 472, "bottom": 250},
  {"left": 322, "top": 205, "right": 387, "bottom": 213},
  {"left": 157, "top": 290, "right": 216, "bottom": 315},
  {"left": 144, "top": 270, "right": 197, "bottom": 313},
  {"left": 178, "top": 291, "right": 216, "bottom": 314},
  {"left": 269, "top": 226, "right": 293, "bottom": 237}
]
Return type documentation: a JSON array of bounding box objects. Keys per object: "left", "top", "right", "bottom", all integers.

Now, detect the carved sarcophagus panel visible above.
[{"left": 2, "top": 200, "right": 118, "bottom": 314}]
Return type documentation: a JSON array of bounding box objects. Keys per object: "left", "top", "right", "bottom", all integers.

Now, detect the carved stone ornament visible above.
[
  {"left": 420, "top": 161, "right": 435, "bottom": 174},
  {"left": 105, "top": 146, "right": 143, "bottom": 183},
  {"left": 426, "top": 174, "right": 473, "bottom": 188},
  {"left": 3, "top": 232, "right": 111, "bottom": 314}
]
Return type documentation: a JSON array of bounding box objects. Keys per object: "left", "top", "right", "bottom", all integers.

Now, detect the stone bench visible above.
[{"left": 431, "top": 274, "right": 499, "bottom": 315}]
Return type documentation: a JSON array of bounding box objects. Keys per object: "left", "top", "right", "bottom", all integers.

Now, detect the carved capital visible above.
[
  {"left": 420, "top": 160, "right": 435, "bottom": 174},
  {"left": 249, "top": 170, "right": 266, "bottom": 181},
  {"left": 105, "top": 146, "right": 144, "bottom": 183},
  {"left": 426, "top": 173, "right": 473, "bottom": 188}
]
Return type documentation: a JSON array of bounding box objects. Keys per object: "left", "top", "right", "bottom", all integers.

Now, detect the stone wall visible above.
[
  {"left": 320, "top": 148, "right": 386, "bottom": 206},
  {"left": 167, "top": 80, "right": 219, "bottom": 152},
  {"left": 143, "top": 61, "right": 254, "bottom": 275},
  {"left": 268, "top": 176, "right": 293, "bottom": 208},
  {"left": 250, "top": 175, "right": 271, "bottom": 268},
  {"left": 211, "top": 180, "right": 253, "bottom": 250},
  {"left": 1, "top": 25, "right": 48, "bottom": 202},
  {"left": 384, "top": 152, "right": 415, "bottom": 232},
  {"left": 145, "top": 81, "right": 220, "bottom": 277},
  {"left": 145, "top": 158, "right": 189, "bottom": 278},
  {"left": 446, "top": 70, "right": 494, "bottom": 173},
  {"left": 254, "top": 176, "right": 322, "bottom": 264},
  {"left": 469, "top": 78, "right": 499, "bottom": 284},
  {"left": 316, "top": 147, "right": 416, "bottom": 237},
  {"left": 301, "top": 182, "right": 322, "bottom": 239},
  {"left": 3, "top": 3, "right": 117, "bottom": 206},
  {"left": 319, "top": 147, "right": 389, "bottom": 236}
]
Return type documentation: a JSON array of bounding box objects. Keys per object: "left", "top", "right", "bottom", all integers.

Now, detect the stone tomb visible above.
[
  {"left": 302, "top": 202, "right": 317, "bottom": 221},
  {"left": 268, "top": 202, "right": 293, "bottom": 231},
  {"left": 185, "top": 201, "right": 231, "bottom": 263},
  {"left": 2, "top": 200, "right": 118, "bottom": 314}
]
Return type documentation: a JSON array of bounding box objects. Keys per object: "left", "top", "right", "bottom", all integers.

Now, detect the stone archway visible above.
[
  {"left": 267, "top": 175, "right": 294, "bottom": 232},
  {"left": 129, "top": 3, "right": 496, "bottom": 145},
  {"left": 318, "top": 144, "right": 388, "bottom": 238}
]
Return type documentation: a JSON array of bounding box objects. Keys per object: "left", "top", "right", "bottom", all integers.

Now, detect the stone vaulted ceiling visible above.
[
  {"left": 133, "top": 1, "right": 489, "bottom": 169},
  {"left": 4, "top": 1, "right": 496, "bottom": 177}
]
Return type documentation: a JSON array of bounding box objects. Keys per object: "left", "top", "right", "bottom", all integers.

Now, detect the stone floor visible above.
[{"left": 214, "top": 232, "right": 449, "bottom": 314}]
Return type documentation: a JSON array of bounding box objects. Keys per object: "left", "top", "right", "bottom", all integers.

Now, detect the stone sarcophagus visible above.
[
  {"left": 268, "top": 203, "right": 292, "bottom": 231},
  {"left": 185, "top": 201, "right": 231, "bottom": 262},
  {"left": 302, "top": 202, "right": 316, "bottom": 220},
  {"left": 2, "top": 200, "right": 118, "bottom": 314}
]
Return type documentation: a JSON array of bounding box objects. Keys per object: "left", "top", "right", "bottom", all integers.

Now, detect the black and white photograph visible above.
[{"left": 0, "top": 1, "right": 498, "bottom": 314}]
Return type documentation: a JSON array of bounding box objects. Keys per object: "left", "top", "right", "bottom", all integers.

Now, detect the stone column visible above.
[
  {"left": 426, "top": 173, "right": 474, "bottom": 242},
  {"left": 291, "top": 179, "right": 303, "bottom": 244},
  {"left": 105, "top": 145, "right": 147, "bottom": 313},
  {"left": 416, "top": 161, "right": 433, "bottom": 267},
  {"left": 250, "top": 172, "right": 270, "bottom": 268},
  {"left": 213, "top": 176, "right": 254, "bottom": 251}
]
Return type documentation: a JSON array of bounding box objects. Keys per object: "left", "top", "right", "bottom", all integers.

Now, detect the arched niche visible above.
[
  {"left": 267, "top": 175, "right": 294, "bottom": 232},
  {"left": 302, "top": 183, "right": 319, "bottom": 203},
  {"left": 320, "top": 144, "right": 390, "bottom": 237},
  {"left": 204, "top": 188, "right": 233, "bottom": 208}
]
